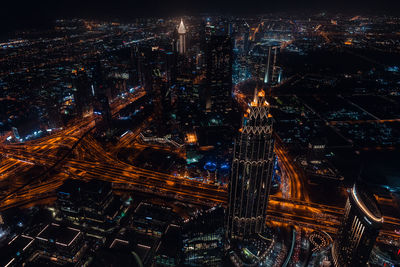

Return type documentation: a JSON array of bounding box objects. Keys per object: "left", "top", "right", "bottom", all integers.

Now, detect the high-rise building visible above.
[
  {"left": 165, "top": 51, "right": 177, "bottom": 85},
  {"left": 130, "top": 45, "right": 142, "bottom": 85},
  {"left": 178, "top": 19, "right": 187, "bottom": 54},
  {"left": 72, "top": 68, "right": 92, "bottom": 117},
  {"left": 56, "top": 179, "right": 124, "bottom": 235},
  {"left": 205, "top": 35, "right": 233, "bottom": 114},
  {"left": 332, "top": 183, "right": 383, "bottom": 267},
  {"left": 91, "top": 62, "right": 112, "bottom": 128},
  {"left": 263, "top": 46, "right": 280, "bottom": 85},
  {"left": 226, "top": 89, "right": 275, "bottom": 240},
  {"left": 243, "top": 22, "right": 250, "bottom": 55}
]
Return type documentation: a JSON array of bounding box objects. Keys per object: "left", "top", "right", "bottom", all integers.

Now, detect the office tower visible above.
[
  {"left": 263, "top": 46, "right": 276, "bottom": 84},
  {"left": 129, "top": 45, "right": 141, "bottom": 85},
  {"left": 131, "top": 45, "right": 152, "bottom": 89},
  {"left": 152, "top": 76, "right": 166, "bottom": 131},
  {"left": 165, "top": 51, "right": 177, "bottom": 85},
  {"left": 332, "top": 184, "right": 383, "bottom": 267},
  {"left": 72, "top": 68, "right": 92, "bottom": 117},
  {"left": 243, "top": 22, "right": 250, "bottom": 55},
  {"left": 264, "top": 47, "right": 271, "bottom": 83},
  {"left": 91, "top": 62, "right": 112, "bottom": 128},
  {"left": 178, "top": 19, "right": 187, "bottom": 54},
  {"left": 205, "top": 35, "right": 233, "bottom": 113},
  {"left": 250, "top": 45, "right": 270, "bottom": 82},
  {"left": 56, "top": 179, "right": 123, "bottom": 235},
  {"left": 47, "top": 103, "right": 63, "bottom": 128},
  {"left": 226, "top": 89, "right": 275, "bottom": 240},
  {"left": 174, "top": 75, "right": 202, "bottom": 130},
  {"left": 172, "top": 27, "right": 179, "bottom": 53}
]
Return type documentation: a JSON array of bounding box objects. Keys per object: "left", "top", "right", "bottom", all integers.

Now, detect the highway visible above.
[
  {"left": 1, "top": 90, "right": 400, "bottom": 241},
  {"left": 2, "top": 139, "right": 400, "bottom": 240}
]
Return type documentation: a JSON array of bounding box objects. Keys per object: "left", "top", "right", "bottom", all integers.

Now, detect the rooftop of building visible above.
[
  {"left": 156, "top": 224, "right": 181, "bottom": 258},
  {"left": 91, "top": 247, "right": 142, "bottom": 267},
  {"left": 109, "top": 238, "right": 130, "bottom": 249},
  {"left": 0, "top": 235, "right": 35, "bottom": 267},
  {"left": 352, "top": 183, "right": 383, "bottom": 223},
  {"left": 178, "top": 19, "right": 186, "bottom": 34},
  {"left": 134, "top": 202, "right": 177, "bottom": 225},
  {"left": 36, "top": 223, "right": 81, "bottom": 247},
  {"left": 57, "top": 179, "right": 112, "bottom": 202}
]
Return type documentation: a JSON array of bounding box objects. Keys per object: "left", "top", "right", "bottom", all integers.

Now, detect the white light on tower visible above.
[{"left": 178, "top": 19, "right": 187, "bottom": 54}]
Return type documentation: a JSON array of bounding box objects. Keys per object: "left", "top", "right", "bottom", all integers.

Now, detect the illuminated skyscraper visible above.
[
  {"left": 178, "top": 19, "right": 187, "bottom": 54},
  {"left": 263, "top": 46, "right": 280, "bottom": 85},
  {"left": 226, "top": 89, "right": 275, "bottom": 240},
  {"left": 205, "top": 35, "right": 233, "bottom": 113},
  {"left": 332, "top": 183, "right": 383, "bottom": 267}
]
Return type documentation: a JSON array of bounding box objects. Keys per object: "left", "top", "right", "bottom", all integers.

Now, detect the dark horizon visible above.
[{"left": 1, "top": 0, "right": 400, "bottom": 37}]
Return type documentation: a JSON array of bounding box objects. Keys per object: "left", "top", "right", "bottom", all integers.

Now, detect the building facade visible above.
[
  {"left": 91, "top": 62, "right": 112, "bottom": 129},
  {"left": 226, "top": 89, "right": 275, "bottom": 240},
  {"left": 205, "top": 35, "right": 233, "bottom": 114},
  {"left": 72, "top": 68, "right": 93, "bottom": 117},
  {"left": 332, "top": 183, "right": 383, "bottom": 267}
]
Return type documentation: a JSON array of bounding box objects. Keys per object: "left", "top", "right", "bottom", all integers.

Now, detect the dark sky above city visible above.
[{"left": 1, "top": 0, "right": 400, "bottom": 37}]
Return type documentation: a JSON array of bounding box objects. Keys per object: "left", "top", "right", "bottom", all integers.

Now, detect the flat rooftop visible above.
[
  {"left": 134, "top": 202, "right": 174, "bottom": 223},
  {"left": 0, "top": 234, "right": 35, "bottom": 267},
  {"left": 109, "top": 238, "right": 129, "bottom": 249},
  {"left": 36, "top": 223, "right": 81, "bottom": 247},
  {"left": 157, "top": 224, "right": 180, "bottom": 257}
]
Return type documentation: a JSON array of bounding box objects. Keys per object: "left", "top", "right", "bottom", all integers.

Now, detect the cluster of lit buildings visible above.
[{"left": 0, "top": 13, "right": 400, "bottom": 267}]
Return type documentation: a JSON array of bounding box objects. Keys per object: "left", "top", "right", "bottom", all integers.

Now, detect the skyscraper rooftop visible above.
[
  {"left": 178, "top": 19, "right": 186, "bottom": 34},
  {"left": 351, "top": 183, "right": 383, "bottom": 223}
]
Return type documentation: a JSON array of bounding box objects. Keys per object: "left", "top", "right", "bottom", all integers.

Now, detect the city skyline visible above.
[
  {"left": 0, "top": 12, "right": 399, "bottom": 267},
  {"left": 2, "top": 0, "right": 400, "bottom": 37}
]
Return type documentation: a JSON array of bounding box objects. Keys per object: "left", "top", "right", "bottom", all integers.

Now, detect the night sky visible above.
[{"left": 1, "top": 0, "right": 400, "bottom": 37}]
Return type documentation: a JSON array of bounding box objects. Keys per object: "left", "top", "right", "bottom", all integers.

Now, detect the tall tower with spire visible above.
[
  {"left": 226, "top": 89, "right": 275, "bottom": 240},
  {"left": 178, "top": 19, "right": 187, "bottom": 54}
]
